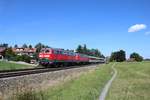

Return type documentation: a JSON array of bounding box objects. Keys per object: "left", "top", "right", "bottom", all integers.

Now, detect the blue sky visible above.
[{"left": 0, "top": 0, "right": 150, "bottom": 58}]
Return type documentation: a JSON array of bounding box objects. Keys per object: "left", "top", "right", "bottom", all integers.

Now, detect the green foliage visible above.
[
  {"left": 83, "top": 44, "right": 87, "bottom": 54},
  {"left": 76, "top": 44, "right": 104, "bottom": 58},
  {"left": 14, "top": 44, "right": 18, "bottom": 48},
  {"left": 14, "top": 55, "right": 31, "bottom": 63},
  {"left": 22, "top": 44, "right": 28, "bottom": 48},
  {"left": 76, "top": 45, "right": 83, "bottom": 53},
  {"left": 130, "top": 52, "right": 143, "bottom": 62},
  {"left": 0, "top": 43, "right": 8, "bottom": 48},
  {"left": 29, "top": 44, "right": 33, "bottom": 49},
  {"left": 35, "top": 43, "right": 45, "bottom": 53},
  {"left": 4, "top": 47, "right": 31, "bottom": 63},
  {"left": 110, "top": 50, "right": 126, "bottom": 62},
  {"left": 5, "top": 47, "right": 16, "bottom": 60}
]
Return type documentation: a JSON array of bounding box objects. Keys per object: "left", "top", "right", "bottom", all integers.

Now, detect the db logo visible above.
[{"left": 44, "top": 55, "right": 50, "bottom": 57}]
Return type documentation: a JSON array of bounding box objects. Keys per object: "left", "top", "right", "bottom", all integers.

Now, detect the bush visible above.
[
  {"left": 14, "top": 55, "right": 31, "bottom": 63},
  {"left": 130, "top": 52, "right": 143, "bottom": 62}
]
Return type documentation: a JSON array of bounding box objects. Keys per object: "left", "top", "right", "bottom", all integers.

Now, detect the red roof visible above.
[
  {"left": 0, "top": 47, "right": 6, "bottom": 53},
  {"left": 12, "top": 48, "right": 36, "bottom": 53}
]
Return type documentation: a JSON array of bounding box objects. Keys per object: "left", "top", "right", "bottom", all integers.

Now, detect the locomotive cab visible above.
[{"left": 39, "top": 48, "right": 53, "bottom": 66}]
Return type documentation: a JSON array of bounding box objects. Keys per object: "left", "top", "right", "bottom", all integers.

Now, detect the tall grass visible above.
[{"left": 10, "top": 88, "right": 48, "bottom": 100}]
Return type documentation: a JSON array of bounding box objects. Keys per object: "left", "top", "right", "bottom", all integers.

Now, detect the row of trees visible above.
[
  {"left": 76, "top": 44, "right": 104, "bottom": 58},
  {"left": 109, "top": 50, "right": 143, "bottom": 62}
]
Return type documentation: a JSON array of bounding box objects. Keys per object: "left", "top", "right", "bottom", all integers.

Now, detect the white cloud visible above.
[
  {"left": 128, "top": 24, "right": 147, "bottom": 32},
  {"left": 145, "top": 31, "right": 150, "bottom": 35}
]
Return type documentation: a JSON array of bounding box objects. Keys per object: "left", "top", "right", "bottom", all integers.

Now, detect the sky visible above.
[{"left": 0, "top": 0, "right": 150, "bottom": 58}]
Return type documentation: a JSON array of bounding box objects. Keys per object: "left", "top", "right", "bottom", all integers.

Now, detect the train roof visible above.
[{"left": 88, "top": 56, "right": 105, "bottom": 60}]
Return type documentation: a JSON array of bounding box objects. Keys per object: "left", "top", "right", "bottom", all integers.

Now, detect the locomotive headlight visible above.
[{"left": 39, "top": 55, "right": 43, "bottom": 57}]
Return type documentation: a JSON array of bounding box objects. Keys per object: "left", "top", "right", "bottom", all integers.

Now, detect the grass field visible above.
[
  {"left": 106, "top": 61, "right": 150, "bottom": 100},
  {"left": 12, "top": 63, "right": 113, "bottom": 100},
  {"left": 11, "top": 62, "right": 150, "bottom": 100},
  {"left": 0, "top": 61, "right": 33, "bottom": 70},
  {"left": 41, "top": 63, "right": 113, "bottom": 100}
]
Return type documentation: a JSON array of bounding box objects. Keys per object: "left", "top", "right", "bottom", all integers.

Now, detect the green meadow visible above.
[
  {"left": 12, "top": 63, "right": 113, "bottom": 100},
  {"left": 107, "top": 61, "right": 150, "bottom": 100},
  {"left": 0, "top": 61, "right": 33, "bottom": 70},
  {"left": 9, "top": 61, "right": 150, "bottom": 100}
]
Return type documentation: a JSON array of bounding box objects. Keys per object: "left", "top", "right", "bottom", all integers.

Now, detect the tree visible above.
[
  {"left": 14, "top": 44, "right": 18, "bottom": 48},
  {"left": 76, "top": 44, "right": 104, "bottom": 58},
  {"left": 130, "top": 52, "right": 143, "bottom": 62},
  {"left": 0, "top": 43, "right": 8, "bottom": 48},
  {"left": 5, "top": 47, "right": 16, "bottom": 60},
  {"left": 22, "top": 44, "right": 28, "bottom": 48},
  {"left": 83, "top": 44, "right": 87, "bottom": 54},
  {"left": 35, "top": 43, "right": 45, "bottom": 53},
  {"left": 110, "top": 50, "right": 126, "bottom": 62},
  {"left": 29, "top": 45, "right": 32, "bottom": 49},
  {"left": 109, "top": 52, "right": 117, "bottom": 62},
  {"left": 118, "top": 50, "right": 126, "bottom": 62},
  {"left": 76, "top": 45, "right": 83, "bottom": 53},
  {"left": 45, "top": 45, "right": 50, "bottom": 48},
  {"left": 95, "top": 49, "right": 101, "bottom": 57}
]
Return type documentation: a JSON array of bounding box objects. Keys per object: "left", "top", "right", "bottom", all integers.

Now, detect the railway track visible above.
[{"left": 0, "top": 64, "right": 98, "bottom": 78}]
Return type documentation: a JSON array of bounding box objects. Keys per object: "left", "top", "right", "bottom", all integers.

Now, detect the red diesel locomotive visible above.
[{"left": 39, "top": 48, "right": 105, "bottom": 67}]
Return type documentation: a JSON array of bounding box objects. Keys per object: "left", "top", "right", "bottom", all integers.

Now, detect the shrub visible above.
[{"left": 130, "top": 52, "right": 143, "bottom": 62}]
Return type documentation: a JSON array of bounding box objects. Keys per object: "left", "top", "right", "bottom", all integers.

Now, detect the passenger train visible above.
[{"left": 39, "top": 48, "right": 105, "bottom": 67}]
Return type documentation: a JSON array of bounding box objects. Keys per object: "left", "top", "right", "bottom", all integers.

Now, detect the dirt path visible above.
[{"left": 99, "top": 63, "right": 117, "bottom": 100}]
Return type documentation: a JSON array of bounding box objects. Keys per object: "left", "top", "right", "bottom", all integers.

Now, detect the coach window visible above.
[
  {"left": 54, "top": 50, "right": 58, "bottom": 54},
  {"left": 59, "top": 51, "right": 62, "bottom": 54},
  {"left": 57, "top": 51, "right": 59, "bottom": 54}
]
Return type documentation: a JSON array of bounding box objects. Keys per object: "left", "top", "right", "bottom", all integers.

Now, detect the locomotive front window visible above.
[{"left": 45, "top": 50, "right": 50, "bottom": 53}]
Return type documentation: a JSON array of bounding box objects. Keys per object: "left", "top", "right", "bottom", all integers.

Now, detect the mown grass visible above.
[
  {"left": 11, "top": 63, "right": 113, "bottom": 100},
  {"left": 0, "top": 61, "right": 32, "bottom": 70},
  {"left": 106, "top": 61, "right": 150, "bottom": 100}
]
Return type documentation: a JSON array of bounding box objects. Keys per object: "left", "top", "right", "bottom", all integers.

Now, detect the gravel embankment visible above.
[{"left": 0, "top": 64, "right": 99, "bottom": 99}]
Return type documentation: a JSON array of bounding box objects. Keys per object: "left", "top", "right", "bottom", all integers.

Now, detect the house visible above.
[
  {"left": 12, "top": 48, "right": 36, "bottom": 57},
  {"left": 0, "top": 47, "right": 6, "bottom": 60}
]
